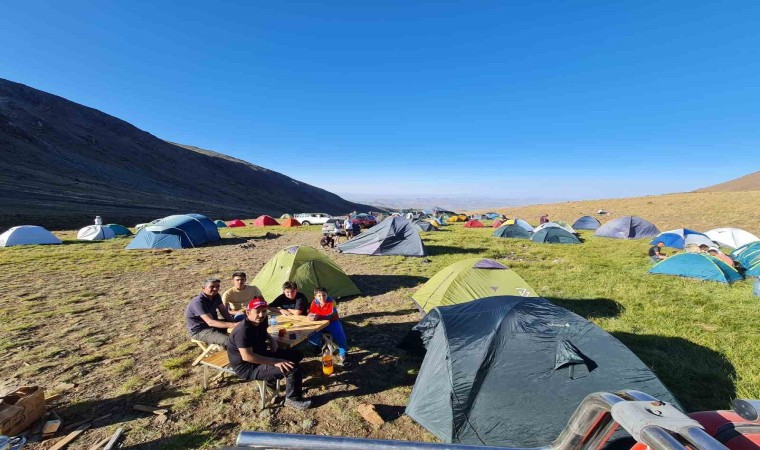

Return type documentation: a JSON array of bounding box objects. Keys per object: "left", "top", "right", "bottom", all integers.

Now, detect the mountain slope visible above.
[
  {"left": 695, "top": 171, "right": 760, "bottom": 192},
  {"left": 0, "top": 78, "right": 374, "bottom": 229}
]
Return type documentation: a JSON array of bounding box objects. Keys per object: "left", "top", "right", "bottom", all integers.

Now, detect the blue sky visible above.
[{"left": 2, "top": 1, "right": 759, "bottom": 202}]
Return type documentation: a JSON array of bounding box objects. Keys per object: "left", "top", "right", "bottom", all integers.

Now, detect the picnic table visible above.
[{"left": 267, "top": 309, "right": 330, "bottom": 349}]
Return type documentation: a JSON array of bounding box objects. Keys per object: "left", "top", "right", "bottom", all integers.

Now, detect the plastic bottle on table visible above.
[{"left": 321, "top": 349, "right": 334, "bottom": 376}]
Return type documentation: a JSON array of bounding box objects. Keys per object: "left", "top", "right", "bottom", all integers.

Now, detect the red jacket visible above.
[{"left": 309, "top": 297, "right": 339, "bottom": 322}]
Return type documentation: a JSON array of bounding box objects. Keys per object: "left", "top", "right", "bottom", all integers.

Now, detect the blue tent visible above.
[
  {"left": 493, "top": 224, "right": 532, "bottom": 239},
  {"left": 215, "top": 220, "right": 227, "bottom": 228},
  {"left": 530, "top": 227, "right": 580, "bottom": 244},
  {"left": 485, "top": 213, "right": 500, "bottom": 219},
  {"left": 732, "top": 242, "right": 760, "bottom": 269},
  {"left": 126, "top": 215, "right": 211, "bottom": 249},
  {"left": 183, "top": 214, "right": 221, "bottom": 242},
  {"left": 746, "top": 262, "right": 760, "bottom": 277},
  {"left": 105, "top": 224, "right": 133, "bottom": 236},
  {"left": 650, "top": 229, "right": 713, "bottom": 249},
  {"left": 571, "top": 216, "right": 601, "bottom": 230},
  {"left": 649, "top": 253, "right": 742, "bottom": 284},
  {"left": 595, "top": 216, "right": 659, "bottom": 239}
]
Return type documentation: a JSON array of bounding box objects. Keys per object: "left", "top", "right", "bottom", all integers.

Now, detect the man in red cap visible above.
[{"left": 227, "top": 297, "right": 312, "bottom": 410}]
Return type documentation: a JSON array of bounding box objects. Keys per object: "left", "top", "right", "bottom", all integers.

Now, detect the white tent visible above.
[
  {"left": 705, "top": 228, "right": 759, "bottom": 249},
  {"left": 77, "top": 225, "right": 116, "bottom": 241},
  {"left": 0, "top": 226, "right": 62, "bottom": 247},
  {"left": 533, "top": 222, "right": 575, "bottom": 235}
]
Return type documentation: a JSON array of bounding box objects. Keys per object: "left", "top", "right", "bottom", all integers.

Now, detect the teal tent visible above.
[
  {"left": 531, "top": 227, "right": 580, "bottom": 244},
  {"left": 215, "top": 220, "right": 228, "bottom": 228},
  {"left": 732, "top": 242, "right": 760, "bottom": 269},
  {"left": 649, "top": 253, "right": 742, "bottom": 284},
  {"left": 106, "top": 224, "right": 132, "bottom": 236},
  {"left": 492, "top": 224, "right": 532, "bottom": 239}
]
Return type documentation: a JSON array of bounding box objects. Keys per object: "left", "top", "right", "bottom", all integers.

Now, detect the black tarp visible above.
[{"left": 405, "top": 296, "right": 678, "bottom": 447}]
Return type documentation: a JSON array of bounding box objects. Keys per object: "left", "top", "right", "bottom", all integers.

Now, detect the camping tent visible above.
[
  {"left": 77, "top": 225, "right": 116, "bottom": 241},
  {"left": 126, "top": 215, "right": 211, "bottom": 249},
  {"left": 412, "top": 220, "right": 437, "bottom": 232},
  {"left": 534, "top": 222, "right": 575, "bottom": 234},
  {"left": 531, "top": 227, "right": 581, "bottom": 244},
  {"left": 746, "top": 261, "right": 760, "bottom": 277},
  {"left": 447, "top": 216, "right": 463, "bottom": 223},
  {"left": 485, "top": 213, "right": 500, "bottom": 219},
  {"left": 228, "top": 219, "right": 246, "bottom": 227},
  {"left": 594, "top": 216, "right": 660, "bottom": 239},
  {"left": 412, "top": 259, "right": 537, "bottom": 313},
  {"left": 463, "top": 220, "right": 484, "bottom": 228},
  {"left": 493, "top": 224, "right": 532, "bottom": 239},
  {"left": 731, "top": 242, "right": 760, "bottom": 269},
  {"left": 252, "top": 245, "right": 361, "bottom": 300},
  {"left": 572, "top": 216, "right": 601, "bottom": 230},
  {"left": 106, "top": 224, "right": 133, "bottom": 236},
  {"left": 406, "top": 296, "right": 678, "bottom": 447},
  {"left": 281, "top": 218, "right": 301, "bottom": 227},
  {"left": 650, "top": 229, "right": 713, "bottom": 249},
  {"left": 0, "top": 226, "right": 62, "bottom": 247},
  {"left": 214, "top": 220, "right": 227, "bottom": 228},
  {"left": 183, "top": 214, "right": 221, "bottom": 242},
  {"left": 253, "top": 215, "right": 278, "bottom": 226},
  {"left": 426, "top": 219, "right": 441, "bottom": 228},
  {"left": 705, "top": 228, "right": 759, "bottom": 249},
  {"left": 491, "top": 220, "right": 503, "bottom": 228},
  {"left": 504, "top": 218, "right": 534, "bottom": 232},
  {"left": 337, "top": 216, "right": 426, "bottom": 256},
  {"left": 649, "top": 253, "right": 742, "bottom": 284},
  {"left": 280, "top": 213, "right": 293, "bottom": 219}
]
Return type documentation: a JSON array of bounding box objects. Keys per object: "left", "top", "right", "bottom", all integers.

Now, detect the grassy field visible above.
[{"left": 1, "top": 221, "right": 758, "bottom": 449}]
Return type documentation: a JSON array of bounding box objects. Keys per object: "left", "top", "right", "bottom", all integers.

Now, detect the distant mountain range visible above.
[
  {"left": 0, "top": 78, "right": 375, "bottom": 229},
  {"left": 344, "top": 196, "right": 568, "bottom": 212}
]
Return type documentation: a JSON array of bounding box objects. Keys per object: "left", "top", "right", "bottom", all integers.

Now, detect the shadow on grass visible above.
[
  {"left": 546, "top": 297, "right": 624, "bottom": 319},
  {"left": 351, "top": 274, "right": 428, "bottom": 296},
  {"left": 425, "top": 245, "right": 486, "bottom": 256},
  {"left": 121, "top": 423, "right": 237, "bottom": 449},
  {"left": 612, "top": 332, "right": 736, "bottom": 412}
]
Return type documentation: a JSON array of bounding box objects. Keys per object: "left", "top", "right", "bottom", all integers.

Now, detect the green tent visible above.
[
  {"left": 105, "top": 223, "right": 132, "bottom": 236},
  {"left": 412, "top": 258, "right": 537, "bottom": 313},
  {"left": 492, "top": 224, "right": 532, "bottom": 239},
  {"left": 252, "top": 245, "right": 361, "bottom": 300}
]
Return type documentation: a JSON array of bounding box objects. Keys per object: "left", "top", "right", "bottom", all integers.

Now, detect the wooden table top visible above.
[{"left": 267, "top": 312, "right": 329, "bottom": 349}]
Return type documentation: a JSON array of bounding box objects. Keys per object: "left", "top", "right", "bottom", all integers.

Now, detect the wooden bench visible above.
[{"left": 198, "top": 351, "right": 281, "bottom": 410}]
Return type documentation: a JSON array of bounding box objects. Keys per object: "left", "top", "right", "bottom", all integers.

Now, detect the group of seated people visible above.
[
  {"left": 648, "top": 242, "right": 737, "bottom": 267},
  {"left": 184, "top": 272, "right": 350, "bottom": 410}
]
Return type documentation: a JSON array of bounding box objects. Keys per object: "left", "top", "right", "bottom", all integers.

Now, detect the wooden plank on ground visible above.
[
  {"left": 49, "top": 423, "right": 90, "bottom": 450},
  {"left": 133, "top": 404, "right": 168, "bottom": 415}
]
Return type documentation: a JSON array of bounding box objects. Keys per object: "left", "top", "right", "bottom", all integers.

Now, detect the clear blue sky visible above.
[{"left": 2, "top": 1, "right": 759, "bottom": 202}]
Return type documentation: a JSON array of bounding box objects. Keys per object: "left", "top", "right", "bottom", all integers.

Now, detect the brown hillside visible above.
[
  {"left": 695, "top": 171, "right": 760, "bottom": 192},
  {"left": 0, "top": 78, "right": 375, "bottom": 230},
  {"left": 479, "top": 191, "right": 760, "bottom": 236}
]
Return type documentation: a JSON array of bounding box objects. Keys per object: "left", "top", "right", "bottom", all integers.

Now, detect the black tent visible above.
[
  {"left": 337, "top": 216, "right": 426, "bottom": 256},
  {"left": 572, "top": 215, "right": 602, "bottom": 230},
  {"left": 412, "top": 220, "right": 437, "bottom": 232},
  {"left": 595, "top": 216, "right": 660, "bottom": 239},
  {"left": 531, "top": 227, "right": 581, "bottom": 244},
  {"left": 405, "top": 296, "right": 678, "bottom": 447}
]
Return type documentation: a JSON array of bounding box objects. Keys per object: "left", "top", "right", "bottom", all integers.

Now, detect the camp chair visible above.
[
  {"left": 191, "top": 339, "right": 223, "bottom": 366},
  {"left": 198, "top": 351, "right": 283, "bottom": 410}
]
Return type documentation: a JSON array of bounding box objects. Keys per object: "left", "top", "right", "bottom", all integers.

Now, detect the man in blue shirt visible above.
[{"left": 185, "top": 277, "right": 237, "bottom": 348}]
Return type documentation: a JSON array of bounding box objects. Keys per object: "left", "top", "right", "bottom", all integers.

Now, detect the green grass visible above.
[{"left": 0, "top": 222, "right": 757, "bottom": 447}]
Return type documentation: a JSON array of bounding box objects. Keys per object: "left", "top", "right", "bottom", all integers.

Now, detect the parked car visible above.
[
  {"left": 322, "top": 216, "right": 347, "bottom": 235},
  {"left": 351, "top": 213, "right": 377, "bottom": 228},
  {"left": 294, "top": 213, "right": 332, "bottom": 226}
]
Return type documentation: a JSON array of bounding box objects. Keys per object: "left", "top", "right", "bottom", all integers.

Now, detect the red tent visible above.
[
  {"left": 281, "top": 218, "right": 301, "bottom": 227},
  {"left": 228, "top": 219, "right": 246, "bottom": 227},
  {"left": 464, "top": 220, "right": 484, "bottom": 228},
  {"left": 253, "top": 215, "right": 279, "bottom": 226},
  {"left": 491, "top": 220, "right": 503, "bottom": 228}
]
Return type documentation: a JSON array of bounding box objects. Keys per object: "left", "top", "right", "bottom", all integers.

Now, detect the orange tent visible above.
[
  {"left": 228, "top": 219, "right": 246, "bottom": 227},
  {"left": 253, "top": 215, "right": 279, "bottom": 226},
  {"left": 464, "top": 220, "right": 484, "bottom": 228},
  {"left": 491, "top": 220, "right": 503, "bottom": 228},
  {"left": 281, "top": 218, "right": 301, "bottom": 227}
]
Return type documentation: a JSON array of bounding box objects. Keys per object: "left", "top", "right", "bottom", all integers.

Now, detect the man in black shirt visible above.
[
  {"left": 227, "top": 297, "right": 311, "bottom": 410},
  {"left": 269, "top": 281, "right": 309, "bottom": 316},
  {"left": 648, "top": 242, "right": 667, "bottom": 263},
  {"left": 185, "top": 278, "right": 237, "bottom": 347}
]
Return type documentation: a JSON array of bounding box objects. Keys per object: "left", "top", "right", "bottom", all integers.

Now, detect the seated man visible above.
[
  {"left": 307, "top": 287, "right": 350, "bottom": 367},
  {"left": 320, "top": 234, "right": 335, "bottom": 249},
  {"left": 227, "top": 298, "right": 312, "bottom": 410},
  {"left": 708, "top": 247, "right": 735, "bottom": 267},
  {"left": 648, "top": 242, "right": 667, "bottom": 263},
  {"left": 185, "top": 277, "right": 237, "bottom": 348},
  {"left": 222, "top": 271, "right": 263, "bottom": 321},
  {"left": 269, "top": 281, "right": 309, "bottom": 316}
]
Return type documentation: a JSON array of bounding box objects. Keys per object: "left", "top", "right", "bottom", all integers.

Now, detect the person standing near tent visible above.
[
  {"left": 344, "top": 217, "right": 354, "bottom": 240},
  {"left": 269, "top": 281, "right": 309, "bottom": 316},
  {"left": 185, "top": 277, "right": 237, "bottom": 348},
  {"left": 307, "top": 287, "right": 350, "bottom": 367},
  {"left": 222, "top": 272, "right": 263, "bottom": 321},
  {"left": 648, "top": 242, "right": 667, "bottom": 263},
  {"left": 708, "top": 247, "right": 736, "bottom": 267},
  {"left": 227, "top": 297, "right": 312, "bottom": 410},
  {"left": 539, "top": 214, "right": 549, "bottom": 224}
]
